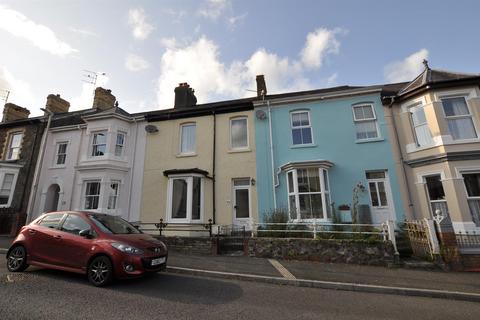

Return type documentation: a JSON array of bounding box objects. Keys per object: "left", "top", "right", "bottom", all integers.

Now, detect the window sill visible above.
[
  {"left": 290, "top": 144, "right": 317, "bottom": 149},
  {"left": 49, "top": 165, "right": 66, "bottom": 169},
  {"left": 228, "top": 148, "right": 251, "bottom": 154},
  {"left": 355, "top": 138, "right": 384, "bottom": 144},
  {"left": 176, "top": 153, "right": 197, "bottom": 158}
]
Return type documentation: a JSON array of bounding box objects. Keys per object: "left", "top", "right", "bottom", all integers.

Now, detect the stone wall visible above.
[
  {"left": 460, "top": 254, "right": 480, "bottom": 270},
  {"left": 156, "top": 236, "right": 217, "bottom": 255},
  {"left": 248, "top": 238, "right": 395, "bottom": 266}
]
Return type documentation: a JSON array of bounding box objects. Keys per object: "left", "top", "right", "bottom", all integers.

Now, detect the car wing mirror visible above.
[{"left": 79, "top": 229, "right": 93, "bottom": 239}]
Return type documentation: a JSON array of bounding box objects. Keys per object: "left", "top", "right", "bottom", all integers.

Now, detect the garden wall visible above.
[{"left": 156, "top": 236, "right": 217, "bottom": 255}]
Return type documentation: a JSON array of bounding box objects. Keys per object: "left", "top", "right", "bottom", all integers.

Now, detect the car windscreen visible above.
[{"left": 89, "top": 214, "right": 141, "bottom": 234}]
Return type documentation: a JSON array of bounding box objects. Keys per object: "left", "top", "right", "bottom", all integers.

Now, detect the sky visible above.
[{"left": 0, "top": 0, "right": 480, "bottom": 116}]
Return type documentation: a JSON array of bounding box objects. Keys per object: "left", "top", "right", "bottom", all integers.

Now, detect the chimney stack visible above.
[
  {"left": 2, "top": 103, "right": 30, "bottom": 122},
  {"left": 45, "top": 94, "right": 70, "bottom": 114},
  {"left": 93, "top": 87, "right": 116, "bottom": 111},
  {"left": 174, "top": 83, "right": 197, "bottom": 109},
  {"left": 256, "top": 75, "right": 267, "bottom": 97}
]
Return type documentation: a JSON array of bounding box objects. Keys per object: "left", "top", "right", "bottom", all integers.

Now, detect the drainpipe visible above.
[
  {"left": 69, "top": 124, "right": 84, "bottom": 210},
  {"left": 20, "top": 122, "right": 41, "bottom": 212},
  {"left": 267, "top": 99, "right": 277, "bottom": 210},
  {"left": 26, "top": 108, "right": 53, "bottom": 222},
  {"left": 387, "top": 96, "right": 414, "bottom": 216},
  {"left": 127, "top": 118, "right": 140, "bottom": 222},
  {"left": 212, "top": 110, "right": 217, "bottom": 224}
]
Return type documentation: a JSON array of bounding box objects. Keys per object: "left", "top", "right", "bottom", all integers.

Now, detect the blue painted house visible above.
[{"left": 253, "top": 84, "right": 406, "bottom": 224}]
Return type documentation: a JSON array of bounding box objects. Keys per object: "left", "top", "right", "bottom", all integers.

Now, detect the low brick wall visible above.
[
  {"left": 156, "top": 236, "right": 217, "bottom": 255},
  {"left": 248, "top": 238, "right": 395, "bottom": 266},
  {"left": 461, "top": 254, "right": 480, "bottom": 270}
]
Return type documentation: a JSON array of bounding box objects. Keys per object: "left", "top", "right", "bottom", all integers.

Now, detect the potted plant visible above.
[{"left": 338, "top": 204, "right": 352, "bottom": 223}]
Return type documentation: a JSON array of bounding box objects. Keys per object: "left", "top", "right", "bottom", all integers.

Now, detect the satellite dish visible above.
[
  {"left": 255, "top": 110, "right": 267, "bottom": 120},
  {"left": 145, "top": 125, "right": 159, "bottom": 133}
]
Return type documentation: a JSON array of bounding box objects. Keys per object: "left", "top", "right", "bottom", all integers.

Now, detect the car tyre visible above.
[
  {"left": 87, "top": 256, "right": 113, "bottom": 287},
  {"left": 7, "top": 245, "right": 29, "bottom": 272}
]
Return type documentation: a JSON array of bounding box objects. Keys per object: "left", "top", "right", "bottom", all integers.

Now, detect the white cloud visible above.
[
  {"left": 300, "top": 28, "right": 341, "bottom": 69},
  {"left": 70, "top": 74, "right": 109, "bottom": 111},
  {"left": 128, "top": 8, "right": 154, "bottom": 40},
  {"left": 326, "top": 73, "right": 338, "bottom": 86},
  {"left": 198, "top": 0, "right": 229, "bottom": 20},
  {"left": 69, "top": 27, "right": 99, "bottom": 38},
  {"left": 384, "top": 49, "right": 429, "bottom": 83},
  {"left": 125, "top": 54, "right": 149, "bottom": 72},
  {"left": 156, "top": 28, "right": 344, "bottom": 108},
  {"left": 0, "top": 5, "right": 77, "bottom": 57},
  {"left": 0, "top": 66, "right": 35, "bottom": 111},
  {"left": 228, "top": 13, "right": 247, "bottom": 29}
]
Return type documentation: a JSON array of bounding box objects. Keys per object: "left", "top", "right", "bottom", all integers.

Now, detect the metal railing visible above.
[
  {"left": 252, "top": 221, "right": 389, "bottom": 241},
  {"left": 136, "top": 219, "right": 214, "bottom": 237},
  {"left": 456, "top": 230, "right": 480, "bottom": 250}
]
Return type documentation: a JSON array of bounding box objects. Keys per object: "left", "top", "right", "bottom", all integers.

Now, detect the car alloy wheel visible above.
[
  {"left": 88, "top": 256, "right": 113, "bottom": 287},
  {"left": 7, "top": 246, "right": 28, "bottom": 272}
]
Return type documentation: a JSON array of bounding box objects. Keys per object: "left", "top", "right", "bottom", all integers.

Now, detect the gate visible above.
[{"left": 404, "top": 220, "right": 434, "bottom": 259}]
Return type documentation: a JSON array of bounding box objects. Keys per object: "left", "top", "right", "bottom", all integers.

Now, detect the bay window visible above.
[
  {"left": 84, "top": 181, "right": 101, "bottom": 210},
  {"left": 115, "top": 132, "right": 126, "bottom": 157},
  {"left": 425, "top": 175, "right": 449, "bottom": 219},
  {"left": 0, "top": 172, "right": 17, "bottom": 207},
  {"left": 107, "top": 180, "right": 120, "bottom": 210},
  {"left": 441, "top": 97, "right": 477, "bottom": 140},
  {"left": 91, "top": 131, "right": 107, "bottom": 157},
  {"left": 352, "top": 104, "right": 379, "bottom": 140},
  {"left": 409, "top": 104, "right": 433, "bottom": 147},
  {"left": 462, "top": 173, "right": 480, "bottom": 226},
  {"left": 287, "top": 168, "right": 331, "bottom": 220},
  {"left": 168, "top": 176, "right": 203, "bottom": 222}
]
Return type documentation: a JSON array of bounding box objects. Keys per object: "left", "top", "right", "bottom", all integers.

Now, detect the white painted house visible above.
[{"left": 30, "top": 88, "right": 147, "bottom": 222}]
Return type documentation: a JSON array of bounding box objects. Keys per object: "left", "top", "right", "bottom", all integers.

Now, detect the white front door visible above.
[
  {"left": 366, "top": 171, "right": 396, "bottom": 224},
  {"left": 233, "top": 178, "right": 251, "bottom": 229}
]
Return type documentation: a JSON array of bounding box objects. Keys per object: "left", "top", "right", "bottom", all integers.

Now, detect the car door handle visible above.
[{"left": 53, "top": 235, "right": 62, "bottom": 240}]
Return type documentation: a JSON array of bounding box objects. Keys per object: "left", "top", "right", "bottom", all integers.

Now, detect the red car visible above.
[{"left": 6, "top": 211, "right": 168, "bottom": 286}]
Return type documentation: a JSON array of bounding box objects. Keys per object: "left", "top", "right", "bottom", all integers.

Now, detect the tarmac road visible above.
[{"left": 0, "top": 256, "right": 479, "bottom": 320}]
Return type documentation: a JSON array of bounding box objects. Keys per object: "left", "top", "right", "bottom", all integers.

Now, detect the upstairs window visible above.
[
  {"left": 84, "top": 181, "right": 101, "bottom": 210},
  {"left": 291, "top": 111, "right": 313, "bottom": 145},
  {"left": 230, "top": 117, "right": 248, "bottom": 149},
  {"left": 0, "top": 173, "right": 16, "bottom": 207},
  {"left": 55, "top": 142, "right": 68, "bottom": 165},
  {"left": 352, "top": 104, "right": 379, "bottom": 140},
  {"left": 409, "top": 104, "right": 433, "bottom": 147},
  {"left": 91, "top": 132, "right": 107, "bottom": 157},
  {"left": 7, "top": 132, "right": 23, "bottom": 160},
  {"left": 180, "top": 123, "right": 196, "bottom": 154},
  {"left": 107, "top": 181, "right": 120, "bottom": 210},
  {"left": 115, "top": 132, "right": 126, "bottom": 157},
  {"left": 441, "top": 97, "right": 477, "bottom": 140}
]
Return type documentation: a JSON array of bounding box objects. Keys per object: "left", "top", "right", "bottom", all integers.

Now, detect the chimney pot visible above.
[
  {"left": 174, "top": 82, "right": 197, "bottom": 109},
  {"left": 256, "top": 75, "right": 267, "bottom": 97}
]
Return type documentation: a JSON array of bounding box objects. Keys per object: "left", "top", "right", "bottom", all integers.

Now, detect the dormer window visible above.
[
  {"left": 6, "top": 132, "right": 23, "bottom": 160},
  {"left": 91, "top": 131, "right": 107, "bottom": 157}
]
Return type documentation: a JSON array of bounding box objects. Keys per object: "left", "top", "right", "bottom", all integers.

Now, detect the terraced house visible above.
[
  {"left": 29, "top": 88, "right": 147, "bottom": 222},
  {"left": 141, "top": 83, "right": 257, "bottom": 232},
  {"left": 384, "top": 62, "right": 480, "bottom": 233}
]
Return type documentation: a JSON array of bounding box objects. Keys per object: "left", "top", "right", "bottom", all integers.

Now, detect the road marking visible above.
[{"left": 268, "top": 259, "right": 296, "bottom": 280}]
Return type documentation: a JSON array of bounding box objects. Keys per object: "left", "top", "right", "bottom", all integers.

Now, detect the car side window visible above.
[
  {"left": 37, "top": 213, "right": 65, "bottom": 229},
  {"left": 61, "top": 215, "right": 92, "bottom": 236}
]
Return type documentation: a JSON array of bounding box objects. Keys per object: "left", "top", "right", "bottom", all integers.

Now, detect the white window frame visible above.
[
  {"left": 422, "top": 173, "right": 449, "bottom": 219},
  {"left": 0, "top": 170, "right": 19, "bottom": 208},
  {"left": 179, "top": 123, "right": 196, "bottom": 155},
  {"left": 55, "top": 141, "right": 68, "bottom": 166},
  {"left": 352, "top": 103, "right": 380, "bottom": 141},
  {"left": 6, "top": 132, "right": 23, "bottom": 160},
  {"left": 286, "top": 168, "right": 331, "bottom": 221},
  {"left": 440, "top": 95, "right": 478, "bottom": 141},
  {"left": 166, "top": 174, "right": 204, "bottom": 223},
  {"left": 232, "top": 178, "right": 251, "bottom": 220},
  {"left": 366, "top": 171, "right": 389, "bottom": 209},
  {"left": 114, "top": 132, "right": 126, "bottom": 157},
  {"left": 460, "top": 171, "right": 480, "bottom": 227},
  {"left": 290, "top": 110, "right": 314, "bottom": 145},
  {"left": 230, "top": 117, "right": 249, "bottom": 150},
  {"left": 107, "top": 180, "right": 120, "bottom": 210},
  {"left": 83, "top": 180, "right": 101, "bottom": 210},
  {"left": 90, "top": 131, "right": 108, "bottom": 157},
  {"left": 408, "top": 102, "right": 433, "bottom": 147}
]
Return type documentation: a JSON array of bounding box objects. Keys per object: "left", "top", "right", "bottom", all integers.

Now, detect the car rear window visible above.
[{"left": 37, "top": 213, "right": 65, "bottom": 229}]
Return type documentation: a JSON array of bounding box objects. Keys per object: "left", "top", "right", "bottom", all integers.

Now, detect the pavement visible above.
[{"left": 2, "top": 235, "right": 480, "bottom": 302}]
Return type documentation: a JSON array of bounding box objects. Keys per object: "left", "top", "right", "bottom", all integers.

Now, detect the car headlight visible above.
[{"left": 111, "top": 242, "right": 144, "bottom": 255}]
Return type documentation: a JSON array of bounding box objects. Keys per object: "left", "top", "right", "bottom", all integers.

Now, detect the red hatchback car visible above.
[{"left": 6, "top": 211, "right": 168, "bottom": 286}]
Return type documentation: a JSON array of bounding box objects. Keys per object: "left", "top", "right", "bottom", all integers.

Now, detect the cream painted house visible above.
[
  {"left": 141, "top": 84, "right": 257, "bottom": 233},
  {"left": 383, "top": 62, "right": 480, "bottom": 232}
]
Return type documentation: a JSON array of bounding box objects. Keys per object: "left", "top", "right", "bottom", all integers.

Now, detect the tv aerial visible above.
[{"left": 0, "top": 89, "right": 10, "bottom": 104}]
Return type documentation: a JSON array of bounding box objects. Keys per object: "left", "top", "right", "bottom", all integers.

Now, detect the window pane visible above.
[
  {"left": 353, "top": 106, "right": 364, "bottom": 120},
  {"left": 442, "top": 97, "right": 469, "bottom": 116},
  {"left": 447, "top": 118, "right": 477, "bottom": 140},
  {"left": 61, "top": 215, "right": 91, "bottom": 235},
  {"left": 297, "top": 169, "right": 309, "bottom": 192},
  {"left": 366, "top": 171, "right": 386, "bottom": 179},
  {"left": 298, "top": 194, "right": 312, "bottom": 219},
  {"left": 231, "top": 118, "right": 248, "bottom": 148},
  {"left": 172, "top": 179, "right": 187, "bottom": 219},
  {"left": 85, "top": 182, "right": 100, "bottom": 210},
  {"left": 191, "top": 177, "right": 201, "bottom": 220},
  {"left": 355, "top": 121, "right": 378, "bottom": 140},
  {"left": 310, "top": 194, "right": 323, "bottom": 219},
  {"left": 464, "top": 174, "right": 480, "bottom": 197},
  {"left": 107, "top": 182, "right": 119, "bottom": 209},
  {"left": 414, "top": 124, "right": 434, "bottom": 146},
  {"left": 378, "top": 182, "right": 388, "bottom": 206},
  {"left": 425, "top": 176, "right": 445, "bottom": 201},
  {"left": 467, "top": 200, "right": 480, "bottom": 227},
  {"left": 289, "top": 195, "right": 297, "bottom": 219},
  {"left": 292, "top": 128, "right": 302, "bottom": 145},
  {"left": 235, "top": 189, "right": 249, "bottom": 218},
  {"left": 301, "top": 128, "right": 312, "bottom": 144},
  {"left": 11, "top": 133, "right": 22, "bottom": 148},
  {"left": 115, "top": 133, "right": 125, "bottom": 156},
  {"left": 38, "top": 213, "right": 64, "bottom": 228},
  {"left": 322, "top": 170, "right": 329, "bottom": 191},
  {"left": 58, "top": 143, "right": 67, "bottom": 154},
  {"left": 233, "top": 178, "right": 250, "bottom": 187},
  {"left": 0, "top": 173, "right": 14, "bottom": 204},
  {"left": 299, "top": 112, "right": 310, "bottom": 126},
  {"left": 369, "top": 182, "right": 379, "bottom": 206},
  {"left": 287, "top": 172, "right": 294, "bottom": 193},
  {"left": 307, "top": 168, "right": 320, "bottom": 192},
  {"left": 93, "top": 132, "right": 106, "bottom": 144},
  {"left": 181, "top": 124, "right": 196, "bottom": 153},
  {"left": 292, "top": 113, "right": 302, "bottom": 127}
]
